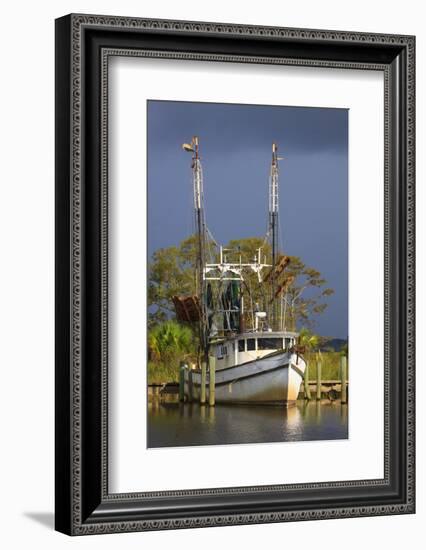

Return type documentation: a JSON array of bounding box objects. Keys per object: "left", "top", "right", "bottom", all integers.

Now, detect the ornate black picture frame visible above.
[{"left": 55, "top": 14, "right": 415, "bottom": 535}]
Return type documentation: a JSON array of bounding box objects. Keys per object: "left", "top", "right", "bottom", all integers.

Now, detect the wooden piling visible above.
[
  {"left": 187, "top": 368, "right": 193, "bottom": 403},
  {"left": 200, "top": 361, "right": 207, "bottom": 405},
  {"left": 316, "top": 355, "right": 322, "bottom": 401},
  {"left": 340, "top": 355, "right": 347, "bottom": 404},
  {"left": 304, "top": 362, "right": 311, "bottom": 400},
  {"left": 179, "top": 363, "right": 186, "bottom": 402},
  {"left": 209, "top": 355, "right": 216, "bottom": 406}
]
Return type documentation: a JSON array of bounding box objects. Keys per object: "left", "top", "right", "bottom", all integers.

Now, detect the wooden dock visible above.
[
  {"left": 298, "top": 380, "right": 349, "bottom": 401},
  {"left": 148, "top": 383, "right": 180, "bottom": 403}
]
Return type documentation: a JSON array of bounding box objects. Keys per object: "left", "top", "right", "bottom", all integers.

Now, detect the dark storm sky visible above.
[{"left": 147, "top": 100, "right": 348, "bottom": 338}]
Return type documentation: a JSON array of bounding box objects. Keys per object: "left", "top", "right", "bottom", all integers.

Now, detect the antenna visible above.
[
  {"left": 269, "top": 143, "right": 279, "bottom": 266},
  {"left": 268, "top": 142, "right": 283, "bottom": 329}
]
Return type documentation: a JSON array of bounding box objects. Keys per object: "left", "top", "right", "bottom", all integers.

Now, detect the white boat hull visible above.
[{"left": 184, "top": 351, "right": 306, "bottom": 405}]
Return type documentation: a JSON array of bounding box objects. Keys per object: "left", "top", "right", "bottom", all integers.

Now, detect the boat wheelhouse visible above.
[{"left": 214, "top": 331, "right": 299, "bottom": 370}]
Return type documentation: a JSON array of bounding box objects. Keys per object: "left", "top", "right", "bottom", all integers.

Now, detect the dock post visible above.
[
  {"left": 209, "top": 355, "right": 216, "bottom": 406},
  {"left": 187, "top": 368, "right": 193, "bottom": 403},
  {"left": 179, "top": 363, "right": 186, "bottom": 402},
  {"left": 316, "top": 355, "right": 322, "bottom": 401},
  {"left": 340, "top": 355, "right": 347, "bottom": 404},
  {"left": 304, "top": 362, "right": 311, "bottom": 400},
  {"left": 200, "top": 361, "right": 207, "bottom": 405}
]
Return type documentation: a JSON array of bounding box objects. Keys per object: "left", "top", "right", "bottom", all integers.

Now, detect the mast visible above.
[
  {"left": 269, "top": 142, "right": 279, "bottom": 328},
  {"left": 182, "top": 137, "right": 209, "bottom": 356}
]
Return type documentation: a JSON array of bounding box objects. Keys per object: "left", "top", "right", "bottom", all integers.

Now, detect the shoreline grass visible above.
[
  {"left": 148, "top": 361, "right": 181, "bottom": 385},
  {"left": 304, "top": 351, "right": 348, "bottom": 381}
]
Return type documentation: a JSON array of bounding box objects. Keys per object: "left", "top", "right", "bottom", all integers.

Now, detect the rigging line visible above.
[
  {"left": 196, "top": 160, "right": 220, "bottom": 256},
  {"left": 206, "top": 232, "right": 217, "bottom": 265},
  {"left": 277, "top": 216, "right": 283, "bottom": 256},
  {"left": 206, "top": 226, "right": 220, "bottom": 250},
  {"left": 248, "top": 279, "right": 255, "bottom": 331},
  {"left": 261, "top": 228, "right": 271, "bottom": 250},
  {"left": 197, "top": 159, "right": 222, "bottom": 256}
]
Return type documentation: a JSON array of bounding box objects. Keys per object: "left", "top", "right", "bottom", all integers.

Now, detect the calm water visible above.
[{"left": 148, "top": 400, "right": 348, "bottom": 448}]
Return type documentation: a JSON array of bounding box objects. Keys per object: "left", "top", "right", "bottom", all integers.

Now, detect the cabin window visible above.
[
  {"left": 285, "top": 338, "right": 291, "bottom": 349},
  {"left": 258, "top": 338, "right": 282, "bottom": 350},
  {"left": 238, "top": 339, "right": 245, "bottom": 352},
  {"left": 247, "top": 338, "right": 256, "bottom": 351},
  {"left": 217, "top": 345, "right": 228, "bottom": 358}
]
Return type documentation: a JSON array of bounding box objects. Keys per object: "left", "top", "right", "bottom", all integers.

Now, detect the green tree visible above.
[
  {"left": 148, "top": 234, "right": 334, "bottom": 331},
  {"left": 225, "top": 237, "right": 271, "bottom": 317},
  {"left": 148, "top": 235, "right": 199, "bottom": 326},
  {"left": 283, "top": 256, "right": 334, "bottom": 330},
  {"left": 298, "top": 327, "right": 320, "bottom": 352}
]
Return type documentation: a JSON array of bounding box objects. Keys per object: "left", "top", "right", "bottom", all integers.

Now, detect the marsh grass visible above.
[
  {"left": 148, "top": 361, "right": 181, "bottom": 385},
  {"left": 304, "top": 351, "right": 348, "bottom": 381}
]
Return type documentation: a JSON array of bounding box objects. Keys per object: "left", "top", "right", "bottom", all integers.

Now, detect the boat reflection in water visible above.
[{"left": 147, "top": 401, "right": 348, "bottom": 448}]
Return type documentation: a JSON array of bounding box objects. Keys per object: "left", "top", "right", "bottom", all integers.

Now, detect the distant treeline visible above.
[{"left": 319, "top": 338, "right": 348, "bottom": 353}]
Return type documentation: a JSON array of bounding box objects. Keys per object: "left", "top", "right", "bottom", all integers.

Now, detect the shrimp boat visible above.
[{"left": 174, "top": 137, "right": 306, "bottom": 406}]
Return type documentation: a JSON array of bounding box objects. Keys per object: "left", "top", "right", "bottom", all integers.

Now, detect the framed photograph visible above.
[{"left": 55, "top": 14, "right": 415, "bottom": 535}]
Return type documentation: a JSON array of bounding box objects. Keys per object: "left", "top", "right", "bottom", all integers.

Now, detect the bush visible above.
[{"left": 147, "top": 320, "right": 198, "bottom": 384}]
